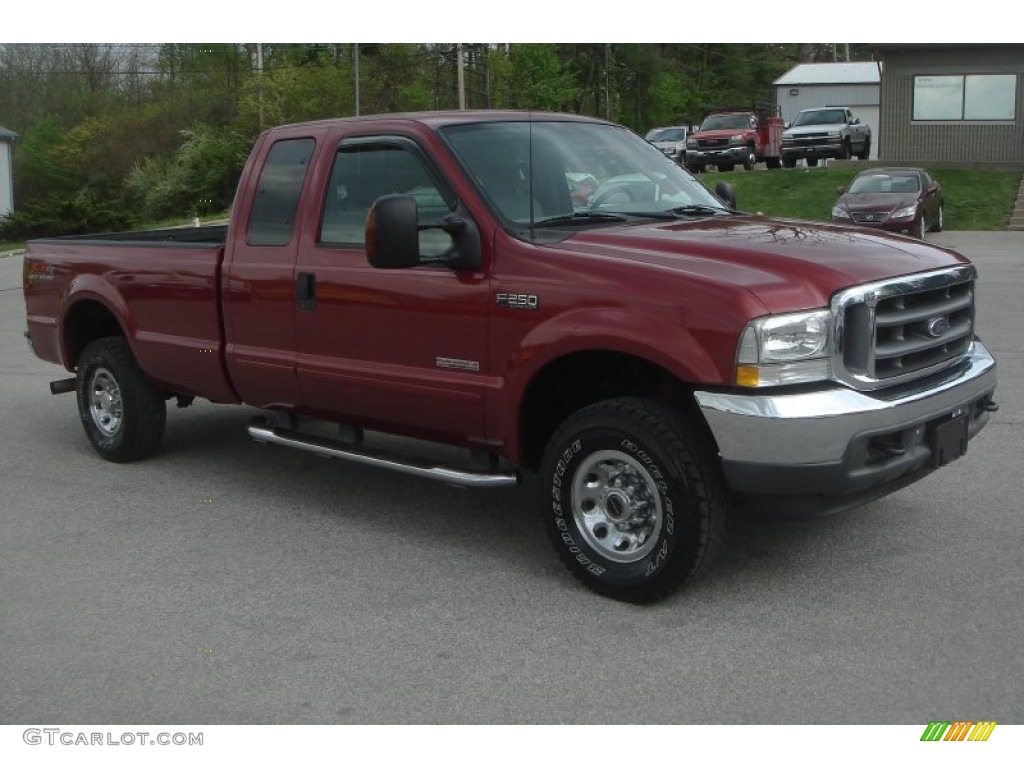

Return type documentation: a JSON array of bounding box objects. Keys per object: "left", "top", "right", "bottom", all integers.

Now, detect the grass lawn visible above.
[{"left": 713, "top": 166, "right": 1021, "bottom": 230}]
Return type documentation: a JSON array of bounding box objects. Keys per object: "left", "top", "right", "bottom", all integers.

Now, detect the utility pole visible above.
[
  {"left": 354, "top": 43, "right": 360, "bottom": 116},
  {"left": 457, "top": 43, "right": 466, "bottom": 110},
  {"left": 256, "top": 43, "right": 264, "bottom": 129}
]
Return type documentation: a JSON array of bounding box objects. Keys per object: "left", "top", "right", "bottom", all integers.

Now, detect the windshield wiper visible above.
[
  {"left": 533, "top": 212, "right": 629, "bottom": 227},
  {"left": 666, "top": 204, "right": 732, "bottom": 217}
]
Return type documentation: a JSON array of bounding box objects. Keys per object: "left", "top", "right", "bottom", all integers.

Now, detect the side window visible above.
[
  {"left": 319, "top": 143, "right": 452, "bottom": 255},
  {"left": 247, "top": 138, "right": 315, "bottom": 246}
]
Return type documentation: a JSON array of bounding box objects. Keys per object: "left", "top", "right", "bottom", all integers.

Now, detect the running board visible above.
[{"left": 248, "top": 420, "right": 519, "bottom": 489}]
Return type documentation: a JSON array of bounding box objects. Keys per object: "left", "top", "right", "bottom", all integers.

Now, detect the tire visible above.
[
  {"left": 540, "top": 397, "right": 727, "bottom": 603},
  {"left": 76, "top": 337, "right": 166, "bottom": 462},
  {"left": 857, "top": 139, "right": 871, "bottom": 160},
  {"left": 742, "top": 145, "right": 756, "bottom": 171},
  {"left": 807, "top": 158, "right": 819, "bottom": 167},
  {"left": 686, "top": 163, "right": 705, "bottom": 174},
  {"left": 934, "top": 204, "right": 944, "bottom": 232},
  {"left": 782, "top": 155, "right": 797, "bottom": 169},
  {"left": 837, "top": 139, "right": 851, "bottom": 160},
  {"left": 719, "top": 163, "right": 735, "bottom": 172},
  {"left": 766, "top": 156, "right": 782, "bottom": 170},
  {"left": 916, "top": 213, "right": 927, "bottom": 239}
]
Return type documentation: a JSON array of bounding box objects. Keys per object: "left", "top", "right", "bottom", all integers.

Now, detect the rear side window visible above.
[{"left": 247, "top": 138, "right": 315, "bottom": 246}]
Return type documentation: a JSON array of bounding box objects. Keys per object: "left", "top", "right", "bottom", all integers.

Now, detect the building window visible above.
[{"left": 913, "top": 74, "right": 1017, "bottom": 121}]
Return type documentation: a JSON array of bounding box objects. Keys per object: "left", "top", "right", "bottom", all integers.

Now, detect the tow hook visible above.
[{"left": 980, "top": 397, "right": 999, "bottom": 413}]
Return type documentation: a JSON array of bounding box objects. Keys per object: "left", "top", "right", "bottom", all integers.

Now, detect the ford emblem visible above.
[{"left": 927, "top": 316, "right": 949, "bottom": 337}]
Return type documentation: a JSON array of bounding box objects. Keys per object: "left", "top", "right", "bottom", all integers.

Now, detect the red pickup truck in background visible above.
[
  {"left": 23, "top": 111, "right": 998, "bottom": 602},
  {"left": 685, "top": 104, "right": 784, "bottom": 173}
]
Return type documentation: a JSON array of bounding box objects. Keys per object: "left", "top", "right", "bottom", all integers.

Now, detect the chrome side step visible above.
[{"left": 248, "top": 419, "right": 519, "bottom": 489}]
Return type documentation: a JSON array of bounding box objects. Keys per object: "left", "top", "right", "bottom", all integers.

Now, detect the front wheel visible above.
[
  {"left": 540, "top": 398, "right": 727, "bottom": 603},
  {"left": 742, "top": 146, "right": 756, "bottom": 171},
  {"left": 934, "top": 204, "right": 944, "bottom": 232},
  {"left": 76, "top": 337, "right": 166, "bottom": 462},
  {"left": 916, "top": 212, "right": 927, "bottom": 239}
]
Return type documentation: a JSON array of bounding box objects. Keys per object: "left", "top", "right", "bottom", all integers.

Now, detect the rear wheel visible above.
[
  {"left": 76, "top": 337, "right": 166, "bottom": 462},
  {"left": 540, "top": 397, "right": 727, "bottom": 603},
  {"left": 807, "top": 158, "right": 819, "bottom": 167}
]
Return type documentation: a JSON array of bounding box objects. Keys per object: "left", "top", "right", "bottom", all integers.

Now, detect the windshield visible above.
[
  {"left": 646, "top": 127, "right": 686, "bottom": 142},
  {"left": 699, "top": 114, "right": 750, "bottom": 131},
  {"left": 849, "top": 172, "right": 921, "bottom": 194},
  {"left": 441, "top": 120, "right": 729, "bottom": 230},
  {"left": 793, "top": 109, "right": 847, "bottom": 126}
]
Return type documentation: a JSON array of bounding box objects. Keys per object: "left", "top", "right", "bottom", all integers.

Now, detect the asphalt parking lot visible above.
[{"left": 1, "top": 232, "right": 1021, "bottom": 725}]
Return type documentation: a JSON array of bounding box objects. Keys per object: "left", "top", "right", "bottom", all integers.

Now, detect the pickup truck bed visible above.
[{"left": 26, "top": 226, "right": 236, "bottom": 404}]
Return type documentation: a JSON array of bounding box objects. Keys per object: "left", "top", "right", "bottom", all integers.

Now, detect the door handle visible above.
[{"left": 296, "top": 272, "right": 316, "bottom": 311}]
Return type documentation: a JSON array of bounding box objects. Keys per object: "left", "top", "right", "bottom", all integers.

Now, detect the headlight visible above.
[
  {"left": 735, "top": 310, "right": 832, "bottom": 387},
  {"left": 832, "top": 206, "right": 851, "bottom": 219},
  {"left": 686, "top": 139, "right": 698, "bottom": 149},
  {"left": 728, "top": 134, "right": 745, "bottom": 146},
  {"left": 890, "top": 205, "right": 917, "bottom": 220},
  {"left": 827, "top": 131, "right": 841, "bottom": 138}
]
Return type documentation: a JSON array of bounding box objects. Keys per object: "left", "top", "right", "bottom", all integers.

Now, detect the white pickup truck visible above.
[{"left": 782, "top": 107, "right": 871, "bottom": 167}]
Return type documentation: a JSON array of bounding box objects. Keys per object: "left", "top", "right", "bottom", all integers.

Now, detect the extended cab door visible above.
[
  {"left": 292, "top": 132, "right": 489, "bottom": 445},
  {"left": 223, "top": 132, "right": 323, "bottom": 408}
]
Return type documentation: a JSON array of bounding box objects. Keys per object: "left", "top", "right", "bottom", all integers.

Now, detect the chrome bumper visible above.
[{"left": 694, "top": 342, "right": 997, "bottom": 497}]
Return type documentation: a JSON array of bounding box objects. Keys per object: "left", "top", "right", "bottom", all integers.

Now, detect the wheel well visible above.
[
  {"left": 518, "top": 351, "right": 712, "bottom": 471},
  {"left": 64, "top": 300, "right": 124, "bottom": 367}
]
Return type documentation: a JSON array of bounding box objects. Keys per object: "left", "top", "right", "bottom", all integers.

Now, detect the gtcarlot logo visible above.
[{"left": 23, "top": 728, "right": 203, "bottom": 747}]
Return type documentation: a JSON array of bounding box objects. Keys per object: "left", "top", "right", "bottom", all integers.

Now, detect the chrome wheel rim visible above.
[
  {"left": 938, "top": 206, "right": 944, "bottom": 230},
  {"left": 88, "top": 367, "right": 123, "bottom": 437},
  {"left": 571, "top": 450, "right": 663, "bottom": 563}
]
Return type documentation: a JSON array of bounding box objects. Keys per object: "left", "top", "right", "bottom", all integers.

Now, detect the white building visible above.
[
  {"left": 774, "top": 62, "right": 881, "bottom": 160},
  {"left": 0, "top": 126, "right": 17, "bottom": 219}
]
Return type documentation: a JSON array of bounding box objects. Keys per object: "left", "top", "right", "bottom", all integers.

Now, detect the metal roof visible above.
[
  {"left": 0, "top": 126, "right": 18, "bottom": 141},
  {"left": 774, "top": 62, "right": 881, "bottom": 86}
]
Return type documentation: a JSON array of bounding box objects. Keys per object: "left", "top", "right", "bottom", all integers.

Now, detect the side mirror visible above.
[
  {"left": 366, "top": 195, "right": 421, "bottom": 269},
  {"left": 784, "top": 122, "right": 791, "bottom": 129},
  {"left": 836, "top": 185, "right": 846, "bottom": 196},
  {"left": 366, "top": 194, "right": 481, "bottom": 271},
  {"left": 852, "top": 117, "right": 860, "bottom": 124},
  {"left": 715, "top": 181, "right": 736, "bottom": 210}
]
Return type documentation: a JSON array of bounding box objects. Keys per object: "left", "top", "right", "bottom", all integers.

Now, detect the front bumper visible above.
[
  {"left": 687, "top": 146, "right": 747, "bottom": 164},
  {"left": 831, "top": 215, "right": 916, "bottom": 236},
  {"left": 694, "top": 341, "right": 997, "bottom": 514},
  {"left": 782, "top": 141, "right": 843, "bottom": 160}
]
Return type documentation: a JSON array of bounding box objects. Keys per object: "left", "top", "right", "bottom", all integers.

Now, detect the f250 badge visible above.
[{"left": 496, "top": 293, "right": 540, "bottom": 310}]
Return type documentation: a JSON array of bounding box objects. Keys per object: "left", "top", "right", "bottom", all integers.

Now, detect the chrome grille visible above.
[
  {"left": 852, "top": 212, "right": 887, "bottom": 223},
  {"left": 832, "top": 266, "right": 976, "bottom": 390},
  {"left": 697, "top": 138, "right": 729, "bottom": 148}
]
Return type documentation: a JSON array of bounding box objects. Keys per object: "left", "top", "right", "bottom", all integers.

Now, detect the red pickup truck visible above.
[{"left": 23, "top": 111, "right": 998, "bottom": 603}]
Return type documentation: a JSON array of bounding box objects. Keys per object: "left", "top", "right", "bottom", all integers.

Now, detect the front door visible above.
[{"left": 293, "top": 134, "right": 489, "bottom": 445}]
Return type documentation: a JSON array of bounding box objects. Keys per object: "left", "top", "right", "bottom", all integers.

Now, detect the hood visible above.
[
  {"left": 651, "top": 139, "right": 685, "bottom": 150},
  {"left": 785, "top": 124, "right": 843, "bottom": 137},
  {"left": 837, "top": 192, "right": 919, "bottom": 214},
  {"left": 549, "top": 216, "right": 967, "bottom": 314}
]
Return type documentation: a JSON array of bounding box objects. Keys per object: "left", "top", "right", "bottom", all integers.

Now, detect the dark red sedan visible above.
[{"left": 831, "top": 167, "right": 944, "bottom": 238}]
